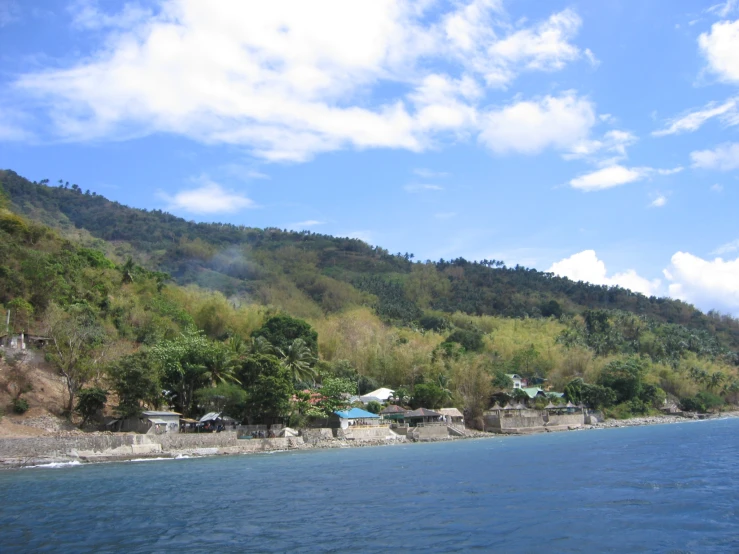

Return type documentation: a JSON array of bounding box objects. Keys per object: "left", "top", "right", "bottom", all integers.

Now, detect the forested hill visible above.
[{"left": 3, "top": 169, "right": 738, "bottom": 348}]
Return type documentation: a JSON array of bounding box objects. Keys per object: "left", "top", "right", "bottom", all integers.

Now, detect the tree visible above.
[
  {"left": 278, "top": 338, "right": 317, "bottom": 385},
  {"left": 598, "top": 358, "right": 647, "bottom": 404},
  {"left": 194, "top": 382, "right": 247, "bottom": 417},
  {"left": 445, "top": 329, "right": 484, "bottom": 352},
  {"left": 242, "top": 354, "right": 293, "bottom": 423},
  {"left": 108, "top": 352, "right": 162, "bottom": 417},
  {"left": 7, "top": 298, "right": 34, "bottom": 333},
  {"left": 252, "top": 314, "right": 318, "bottom": 355},
  {"left": 314, "top": 376, "right": 357, "bottom": 415},
  {"left": 366, "top": 400, "right": 382, "bottom": 414},
  {"left": 43, "top": 302, "right": 110, "bottom": 414},
  {"left": 76, "top": 387, "right": 108, "bottom": 425},
  {"left": 151, "top": 329, "right": 219, "bottom": 416},
  {"left": 492, "top": 370, "right": 514, "bottom": 390},
  {"left": 410, "top": 382, "right": 446, "bottom": 409}
]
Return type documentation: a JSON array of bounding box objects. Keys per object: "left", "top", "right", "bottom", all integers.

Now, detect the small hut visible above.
[
  {"left": 437, "top": 407, "right": 464, "bottom": 425},
  {"left": 404, "top": 408, "right": 443, "bottom": 426}
]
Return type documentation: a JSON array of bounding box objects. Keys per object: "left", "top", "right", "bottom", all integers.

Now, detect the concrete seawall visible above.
[{"left": 0, "top": 433, "right": 302, "bottom": 467}]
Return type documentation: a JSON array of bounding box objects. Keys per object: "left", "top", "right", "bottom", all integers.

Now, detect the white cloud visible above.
[
  {"left": 569, "top": 164, "right": 683, "bottom": 192},
  {"left": 650, "top": 195, "right": 667, "bottom": 208},
  {"left": 564, "top": 129, "right": 637, "bottom": 165},
  {"left": 691, "top": 142, "right": 739, "bottom": 170},
  {"left": 479, "top": 92, "right": 596, "bottom": 155},
  {"left": 707, "top": 1, "right": 739, "bottom": 18},
  {"left": 711, "top": 238, "right": 739, "bottom": 255},
  {"left": 711, "top": 183, "right": 724, "bottom": 192},
  {"left": 413, "top": 168, "right": 450, "bottom": 178},
  {"left": 290, "top": 220, "right": 324, "bottom": 228},
  {"left": 653, "top": 97, "right": 738, "bottom": 136},
  {"left": 699, "top": 19, "right": 739, "bottom": 83},
  {"left": 548, "top": 250, "right": 661, "bottom": 296},
  {"left": 664, "top": 252, "right": 739, "bottom": 313},
  {"left": 347, "top": 230, "right": 373, "bottom": 243},
  {"left": 404, "top": 183, "right": 444, "bottom": 192},
  {"left": 434, "top": 212, "right": 457, "bottom": 219},
  {"left": 12, "top": 1, "right": 592, "bottom": 161},
  {"left": 159, "top": 180, "right": 255, "bottom": 214},
  {"left": 569, "top": 165, "right": 647, "bottom": 191}
]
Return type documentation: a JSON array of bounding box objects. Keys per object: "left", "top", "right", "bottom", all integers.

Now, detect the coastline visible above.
[{"left": 2, "top": 412, "right": 736, "bottom": 469}]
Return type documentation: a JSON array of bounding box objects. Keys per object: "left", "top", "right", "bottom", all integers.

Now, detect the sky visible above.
[{"left": 1, "top": 1, "right": 739, "bottom": 314}]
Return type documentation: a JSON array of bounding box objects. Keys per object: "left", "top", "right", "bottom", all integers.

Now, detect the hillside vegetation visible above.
[{"left": 1, "top": 169, "right": 738, "bottom": 426}]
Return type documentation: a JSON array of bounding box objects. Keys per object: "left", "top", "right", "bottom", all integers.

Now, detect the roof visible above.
[
  {"left": 142, "top": 411, "right": 181, "bottom": 417},
  {"left": 490, "top": 403, "right": 503, "bottom": 410},
  {"left": 380, "top": 405, "right": 406, "bottom": 414},
  {"left": 506, "top": 374, "right": 523, "bottom": 380},
  {"left": 360, "top": 387, "right": 395, "bottom": 402},
  {"left": 404, "top": 408, "right": 442, "bottom": 418},
  {"left": 334, "top": 408, "right": 380, "bottom": 419},
  {"left": 521, "top": 387, "right": 546, "bottom": 399},
  {"left": 437, "top": 408, "right": 464, "bottom": 418},
  {"left": 513, "top": 403, "right": 526, "bottom": 410},
  {"left": 546, "top": 391, "right": 565, "bottom": 398},
  {"left": 199, "top": 411, "right": 222, "bottom": 422},
  {"left": 544, "top": 402, "right": 557, "bottom": 409},
  {"left": 147, "top": 418, "right": 169, "bottom": 424}
]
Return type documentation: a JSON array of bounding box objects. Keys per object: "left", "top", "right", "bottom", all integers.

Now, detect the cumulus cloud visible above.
[
  {"left": 650, "top": 195, "right": 667, "bottom": 208},
  {"left": 564, "top": 129, "right": 638, "bottom": 165},
  {"left": 11, "top": 1, "right": 593, "bottom": 161},
  {"left": 691, "top": 142, "right": 739, "bottom": 170},
  {"left": 548, "top": 250, "right": 661, "bottom": 296},
  {"left": 159, "top": 180, "right": 255, "bottom": 214},
  {"left": 699, "top": 18, "right": 739, "bottom": 83},
  {"left": 664, "top": 252, "right": 739, "bottom": 314},
  {"left": 479, "top": 92, "right": 596, "bottom": 155},
  {"left": 653, "top": 97, "right": 738, "bottom": 136}
]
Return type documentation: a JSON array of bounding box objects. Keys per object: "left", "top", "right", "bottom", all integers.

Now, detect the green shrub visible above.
[
  {"left": 12, "top": 397, "right": 29, "bottom": 414},
  {"left": 365, "top": 400, "right": 382, "bottom": 414},
  {"left": 680, "top": 391, "right": 724, "bottom": 413}
]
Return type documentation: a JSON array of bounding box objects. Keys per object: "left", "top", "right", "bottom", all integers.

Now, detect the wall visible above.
[
  {"left": 0, "top": 434, "right": 147, "bottom": 460},
  {"left": 546, "top": 414, "right": 585, "bottom": 427}
]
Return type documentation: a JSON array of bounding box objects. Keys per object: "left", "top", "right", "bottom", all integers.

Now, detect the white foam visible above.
[
  {"left": 128, "top": 457, "right": 173, "bottom": 462},
  {"left": 24, "top": 460, "right": 83, "bottom": 469}
]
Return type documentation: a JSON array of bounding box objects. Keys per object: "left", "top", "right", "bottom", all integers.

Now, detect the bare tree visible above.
[{"left": 43, "top": 303, "right": 111, "bottom": 414}]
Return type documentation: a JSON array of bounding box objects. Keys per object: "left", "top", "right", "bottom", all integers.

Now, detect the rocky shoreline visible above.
[{"left": 1, "top": 413, "right": 734, "bottom": 469}]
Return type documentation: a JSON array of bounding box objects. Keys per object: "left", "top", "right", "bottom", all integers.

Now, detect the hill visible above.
[
  {"left": 1, "top": 169, "right": 738, "bottom": 426},
  {"left": 3, "top": 170, "right": 737, "bottom": 342}
]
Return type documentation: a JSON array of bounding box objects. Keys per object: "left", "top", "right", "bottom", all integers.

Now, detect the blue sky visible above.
[{"left": 2, "top": 0, "right": 739, "bottom": 313}]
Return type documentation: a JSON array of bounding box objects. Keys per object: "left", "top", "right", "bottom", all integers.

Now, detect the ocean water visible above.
[{"left": 1, "top": 419, "right": 738, "bottom": 553}]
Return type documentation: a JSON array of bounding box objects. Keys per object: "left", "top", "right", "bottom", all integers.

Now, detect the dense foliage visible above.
[{"left": 2, "top": 170, "right": 739, "bottom": 424}]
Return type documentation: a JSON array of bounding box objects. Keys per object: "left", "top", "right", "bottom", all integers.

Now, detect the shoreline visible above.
[{"left": 2, "top": 412, "right": 736, "bottom": 470}]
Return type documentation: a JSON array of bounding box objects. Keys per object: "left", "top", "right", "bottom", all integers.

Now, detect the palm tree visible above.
[
  {"left": 278, "top": 338, "right": 317, "bottom": 385},
  {"left": 247, "top": 336, "right": 274, "bottom": 356},
  {"left": 203, "top": 348, "right": 241, "bottom": 386}
]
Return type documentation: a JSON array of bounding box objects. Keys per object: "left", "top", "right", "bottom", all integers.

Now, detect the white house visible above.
[
  {"left": 360, "top": 387, "right": 395, "bottom": 404},
  {"left": 506, "top": 374, "right": 526, "bottom": 389}
]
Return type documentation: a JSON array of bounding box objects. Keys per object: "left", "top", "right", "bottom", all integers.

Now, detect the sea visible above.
[{"left": 1, "top": 418, "right": 738, "bottom": 553}]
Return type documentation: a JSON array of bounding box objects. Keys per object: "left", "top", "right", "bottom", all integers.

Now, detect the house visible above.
[
  {"left": 520, "top": 387, "right": 548, "bottom": 400},
  {"left": 379, "top": 404, "right": 407, "bottom": 423},
  {"left": 437, "top": 407, "right": 464, "bottom": 425},
  {"left": 506, "top": 374, "right": 526, "bottom": 389},
  {"left": 360, "top": 387, "right": 395, "bottom": 404},
  {"left": 109, "top": 410, "right": 181, "bottom": 434},
  {"left": 404, "top": 408, "right": 442, "bottom": 426},
  {"left": 333, "top": 407, "right": 381, "bottom": 429}
]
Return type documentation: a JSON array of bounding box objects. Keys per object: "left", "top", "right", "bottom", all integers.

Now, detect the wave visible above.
[{"left": 24, "top": 460, "right": 83, "bottom": 469}]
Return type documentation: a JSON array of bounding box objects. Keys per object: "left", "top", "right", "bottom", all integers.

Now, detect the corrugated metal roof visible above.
[
  {"left": 199, "top": 411, "right": 222, "bottom": 423},
  {"left": 142, "top": 411, "right": 181, "bottom": 416},
  {"left": 405, "top": 408, "right": 442, "bottom": 418},
  {"left": 334, "top": 408, "right": 380, "bottom": 419},
  {"left": 147, "top": 418, "right": 169, "bottom": 424}
]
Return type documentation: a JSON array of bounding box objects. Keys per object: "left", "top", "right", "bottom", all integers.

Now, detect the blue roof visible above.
[{"left": 334, "top": 408, "right": 380, "bottom": 419}]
